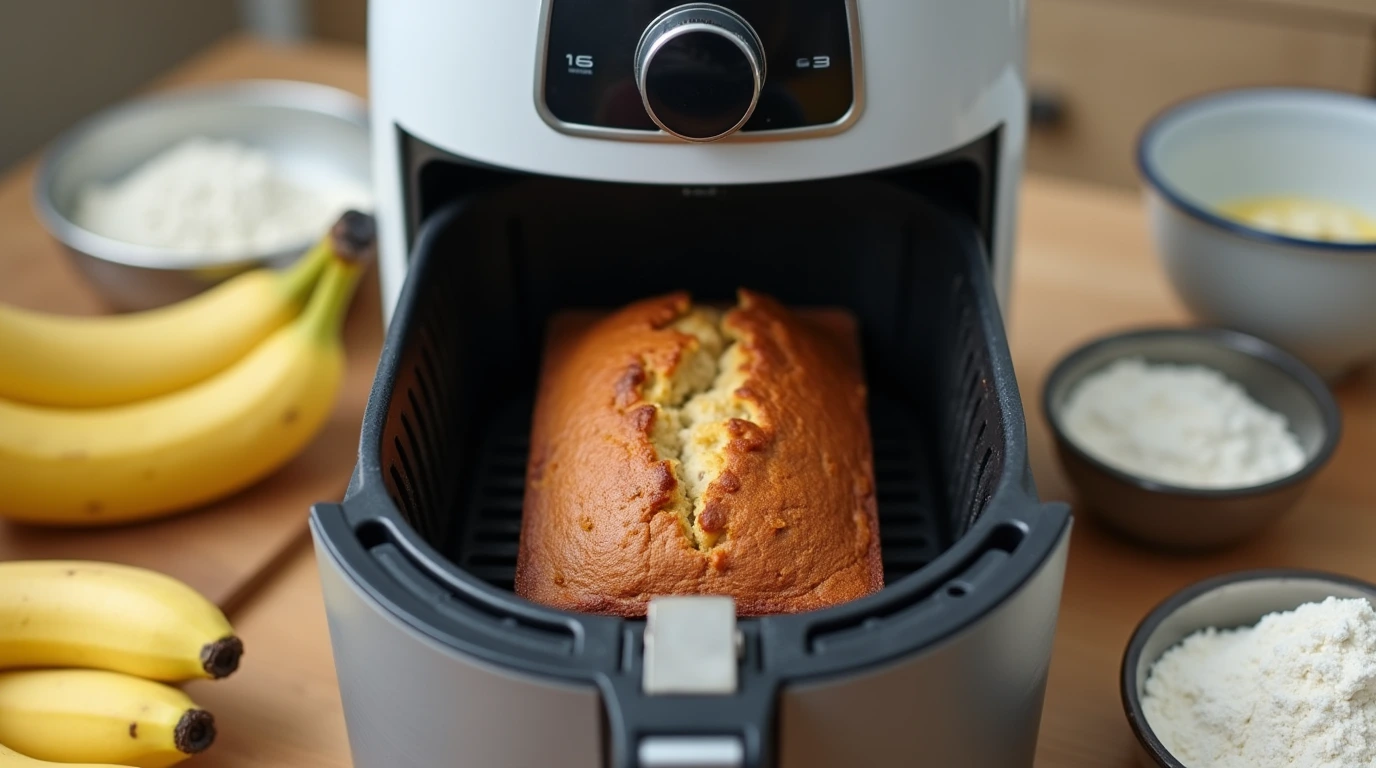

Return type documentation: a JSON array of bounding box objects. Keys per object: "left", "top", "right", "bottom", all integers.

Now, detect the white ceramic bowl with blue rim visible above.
[{"left": 1137, "top": 87, "right": 1376, "bottom": 380}]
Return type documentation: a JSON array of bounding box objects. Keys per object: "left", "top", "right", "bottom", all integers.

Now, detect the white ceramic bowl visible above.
[{"left": 1138, "top": 88, "right": 1376, "bottom": 379}]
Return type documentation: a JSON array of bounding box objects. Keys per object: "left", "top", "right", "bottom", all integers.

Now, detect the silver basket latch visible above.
[
  {"left": 638, "top": 596, "right": 745, "bottom": 768},
  {"left": 642, "top": 595, "right": 741, "bottom": 695}
]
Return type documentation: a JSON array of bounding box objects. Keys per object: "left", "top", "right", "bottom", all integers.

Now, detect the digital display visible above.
[{"left": 541, "top": 0, "right": 856, "bottom": 135}]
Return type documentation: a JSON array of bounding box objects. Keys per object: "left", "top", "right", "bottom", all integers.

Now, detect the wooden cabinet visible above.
[
  {"left": 1027, "top": 0, "right": 1376, "bottom": 188},
  {"left": 310, "top": 0, "right": 367, "bottom": 45}
]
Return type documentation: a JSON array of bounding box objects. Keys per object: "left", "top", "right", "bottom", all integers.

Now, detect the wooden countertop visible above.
[{"left": 2, "top": 36, "right": 1373, "bottom": 768}]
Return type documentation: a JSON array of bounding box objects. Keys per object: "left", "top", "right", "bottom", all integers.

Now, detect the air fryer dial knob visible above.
[{"left": 635, "top": 4, "right": 767, "bottom": 142}]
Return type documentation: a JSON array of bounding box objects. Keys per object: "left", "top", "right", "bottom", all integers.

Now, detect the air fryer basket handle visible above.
[{"left": 601, "top": 676, "right": 778, "bottom": 768}]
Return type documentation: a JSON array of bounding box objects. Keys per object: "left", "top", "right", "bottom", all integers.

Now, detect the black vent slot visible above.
[
  {"left": 939, "top": 275, "right": 1005, "bottom": 537},
  {"left": 458, "top": 397, "right": 534, "bottom": 591},
  {"left": 382, "top": 328, "right": 455, "bottom": 544},
  {"left": 379, "top": 247, "right": 481, "bottom": 553},
  {"left": 869, "top": 391, "right": 944, "bottom": 582}
]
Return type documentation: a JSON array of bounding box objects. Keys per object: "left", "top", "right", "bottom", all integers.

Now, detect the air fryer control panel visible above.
[{"left": 538, "top": 0, "right": 859, "bottom": 141}]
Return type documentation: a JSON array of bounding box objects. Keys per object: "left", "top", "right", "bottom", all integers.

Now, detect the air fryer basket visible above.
[{"left": 313, "top": 173, "right": 1071, "bottom": 768}]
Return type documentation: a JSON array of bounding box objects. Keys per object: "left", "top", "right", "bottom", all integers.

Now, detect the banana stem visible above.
[
  {"left": 275, "top": 239, "right": 334, "bottom": 306},
  {"left": 174, "top": 710, "right": 216, "bottom": 754},
  {"left": 330, "top": 210, "right": 378, "bottom": 266},
  {"left": 294, "top": 210, "right": 375, "bottom": 343},
  {"left": 276, "top": 209, "right": 374, "bottom": 308},
  {"left": 297, "top": 261, "right": 363, "bottom": 344},
  {"left": 199, "top": 636, "right": 244, "bottom": 679}
]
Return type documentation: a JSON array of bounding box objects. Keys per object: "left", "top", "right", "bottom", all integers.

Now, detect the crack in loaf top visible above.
[{"left": 514, "top": 289, "right": 883, "bottom": 617}]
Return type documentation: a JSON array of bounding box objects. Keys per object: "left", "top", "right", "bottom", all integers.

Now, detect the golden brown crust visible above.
[{"left": 514, "top": 290, "right": 883, "bottom": 616}]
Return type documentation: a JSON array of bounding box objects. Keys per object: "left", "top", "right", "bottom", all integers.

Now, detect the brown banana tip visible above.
[
  {"left": 330, "top": 210, "right": 378, "bottom": 266},
  {"left": 200, "top": 636, "right": 244, "bottom": 679},
  {"left": 174, "top": 709, "right": 216, "bottom": 755}
]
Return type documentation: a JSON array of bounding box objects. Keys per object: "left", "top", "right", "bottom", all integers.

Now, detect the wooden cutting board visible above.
[{"left": 0, "top": 42, "right": 379, "bottom": 610}]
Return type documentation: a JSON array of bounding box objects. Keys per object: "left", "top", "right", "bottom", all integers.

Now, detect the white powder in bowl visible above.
[
  {"left": 73, "top": 137, "right": 373, "bottom": 260},
  {"left": 1059, "top": 357, "right": 1306, "bottom": 489},
  {"left": 1142, "top": 596, "right": 1376, "bottom": 768}
]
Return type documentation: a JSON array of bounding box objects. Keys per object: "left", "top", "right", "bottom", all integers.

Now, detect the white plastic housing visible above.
[{"left": 368, "top": 0, "right": 1028, "bottom": 322}]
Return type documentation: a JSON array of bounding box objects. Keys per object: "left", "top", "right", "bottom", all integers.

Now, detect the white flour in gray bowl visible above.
[
  {"left": 1142, "top": 596, "right": 1376, "bottom": 768},
  {"left": 1060, "top": 357, "right": 1306, "bottom": 489}
]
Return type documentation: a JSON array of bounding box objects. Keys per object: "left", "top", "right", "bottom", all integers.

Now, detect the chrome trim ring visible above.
[{"left": 633, "top": 5, "right": 765, "bottom": 143}]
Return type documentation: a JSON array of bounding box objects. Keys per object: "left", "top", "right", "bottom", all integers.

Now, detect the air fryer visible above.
[{"left": 312, "top": 1, "right": 1072, "bottom": 766}]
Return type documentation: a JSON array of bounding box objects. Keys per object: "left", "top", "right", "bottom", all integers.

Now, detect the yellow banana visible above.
[
  {"left": 0, "top": 669, "right": 214, "bottom": 768},
  {"left": 0, "top": 234, "right": 331, "bottom": 408},
  {"left": 0, "top": 742, "right": 126, "bottom": 768},
  {"left": 0, "top": 212, "right": 373, "bottom": 526},
  {"left": 0, "top": 560, "right": 240, "bottom": 682}
]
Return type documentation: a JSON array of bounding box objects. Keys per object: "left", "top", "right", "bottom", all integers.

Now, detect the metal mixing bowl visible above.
[
  {"left": 1121, "top": 569, "right": 1376, "bottom": 768},
  {"left": 1043, "top": 327, "right": 1341, "bottom": 550},
  {"left": 33, "top": 79, "right": 371, "bottom": 310}
]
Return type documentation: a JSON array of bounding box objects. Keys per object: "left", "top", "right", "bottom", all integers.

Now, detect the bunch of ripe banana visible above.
[
  {"left": 0, "top": 210, "right": 375, "bottom": 526},
  {"left": 0, "top": 560, "right": 243, "bottom": 767}
]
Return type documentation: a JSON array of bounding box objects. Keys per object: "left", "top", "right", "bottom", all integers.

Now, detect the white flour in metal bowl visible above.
[
  {"left": 73, "top": 136, "right": 372, "bottom": 260},
  {"left": 1060, "top": 357, "right": 1305, "bottom": 489},
  {"left": 1142, "top": 596, "right": 1376, "bottom": 768}
]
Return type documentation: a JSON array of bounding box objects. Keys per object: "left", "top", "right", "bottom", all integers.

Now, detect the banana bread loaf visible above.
[{"left": 514, "top": 289, "right": 883, "bottom": 617}]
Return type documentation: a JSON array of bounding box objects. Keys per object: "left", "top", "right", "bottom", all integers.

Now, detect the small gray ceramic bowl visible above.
[
  {"left": 1043, "top": 327, "right": 1341, "bottom": 550},
  {"left": 33, "top": 79, "right": 371, "bottom": 310},
  {"left": 1122, "top": 569, "right": 1376, "bottom": 768}
]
